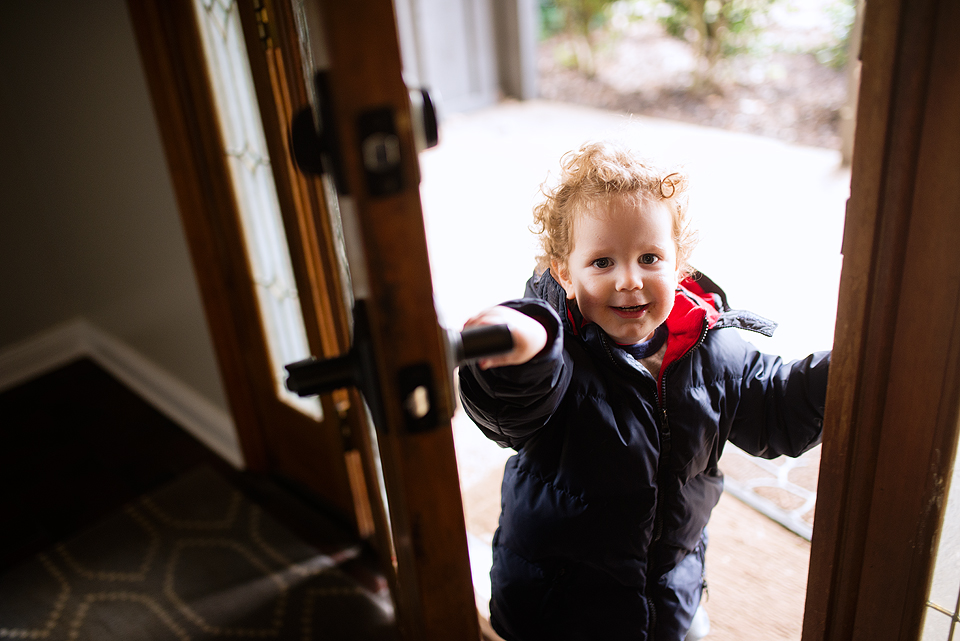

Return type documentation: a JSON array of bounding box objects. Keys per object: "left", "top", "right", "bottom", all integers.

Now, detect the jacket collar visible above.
[{"left": 525, "top": 269, "right": 777, "bottom": 365}]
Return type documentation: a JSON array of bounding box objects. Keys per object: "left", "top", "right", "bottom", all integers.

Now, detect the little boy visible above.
[{"left": 459, "top": 142, "right": 829, "bottom": 641}]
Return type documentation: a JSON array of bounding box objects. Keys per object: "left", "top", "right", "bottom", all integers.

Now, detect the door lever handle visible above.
[
  {"left": 284, "top": 323, "right": 513, "bottom": 397},
  {"left": 283, "top": 302, "right": 512, "bottom": 433},
  {"left": 448, "top": 323, "right": 513, "bottom": 364}
]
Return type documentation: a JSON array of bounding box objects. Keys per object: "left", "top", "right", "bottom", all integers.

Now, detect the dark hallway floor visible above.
[
  {"left": 0, "top": 359, "right": 403, "bottom": 640},
  {"left": 0, "top": 358, "right": 385, "bottom": 586},
  {"left": 0, "top": 359, "right": 231, "bottom": 571}
]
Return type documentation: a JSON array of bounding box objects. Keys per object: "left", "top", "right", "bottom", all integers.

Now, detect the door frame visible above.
[{"left": 803, "top": 0, "right": 960, "bottom": 639}]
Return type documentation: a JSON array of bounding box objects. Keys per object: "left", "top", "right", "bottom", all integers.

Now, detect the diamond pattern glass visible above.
[{"left": 193, "top": 0, "right": 321, "bottom": 419}]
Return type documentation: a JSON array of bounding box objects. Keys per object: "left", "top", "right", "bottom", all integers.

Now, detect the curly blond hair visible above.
[{"left": 532, "top": 142, "right": 698, "bottom": 277}]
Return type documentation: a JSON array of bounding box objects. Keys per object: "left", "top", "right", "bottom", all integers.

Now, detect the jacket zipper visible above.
[
  {"left": 599, "top": 317, "right": 709, "bottom": 546},
  {"left": 652, "top": 318, "right": 709, "bottom": 544},
  {"left": 598, "top": 330, "right": 666, "bottom": 542},
  {"left": 599, "top": 320, "right": 708, "bottom": 637},
  {"left": 646, "top": 595, "right": 658, "bottom": 636}
]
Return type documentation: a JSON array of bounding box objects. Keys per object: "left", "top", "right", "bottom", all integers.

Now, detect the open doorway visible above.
[{"left": 417, "top": 1, "right": 856, "bottom": 639}]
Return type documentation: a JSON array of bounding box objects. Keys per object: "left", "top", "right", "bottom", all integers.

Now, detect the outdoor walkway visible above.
[{"left": 418, "top": 99, "right": 850, "bottom": 641}]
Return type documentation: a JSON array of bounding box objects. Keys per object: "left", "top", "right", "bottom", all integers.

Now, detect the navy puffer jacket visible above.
[{"left": 459, "top": 270, "right": 829, "bottom": 641}]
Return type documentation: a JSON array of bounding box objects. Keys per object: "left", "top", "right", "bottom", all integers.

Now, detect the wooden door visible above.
[
  {"left": 127, "top": 0, "right": 368, "bottom": 532},
  {"left": 130, "top": 1, "right": 480, "bottom": 638},
  {"left": 282, "top": 2, "right": 481, "bottom": 637}
]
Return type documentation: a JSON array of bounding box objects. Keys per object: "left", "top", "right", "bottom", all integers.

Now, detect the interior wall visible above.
[{"left": 0, "top": 0, "right": 227, "bottom": 410}]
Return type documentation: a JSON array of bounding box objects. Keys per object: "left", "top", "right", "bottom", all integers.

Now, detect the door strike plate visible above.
[
  {"left": 357, "top": 107, "right": 403, "bottom": 197},
  {"left": 398, "top": 363, "right": 438, "bottom": 433}
]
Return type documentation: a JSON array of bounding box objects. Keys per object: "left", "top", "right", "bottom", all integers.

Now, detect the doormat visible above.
[{"left": 0, "top": 466, "right": 398, "bottom": 640}]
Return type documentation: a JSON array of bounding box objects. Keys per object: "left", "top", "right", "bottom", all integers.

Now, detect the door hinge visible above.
[{"left": 252, "top": 0, "right": 275, "bottom": 50}]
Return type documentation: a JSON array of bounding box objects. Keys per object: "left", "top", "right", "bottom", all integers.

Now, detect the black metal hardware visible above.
[
  {"left": 397, "top": 363, "right": 438, "bottom": 434},
  {"left": 290, "top": 71, "right": 349, "bottom": 193},
  {"left": 290, "top": 72, "right": 439, "bottom": 196},
  {"left": 284, "top": 301, "right": 386, "bottom": 431},
  {"left": 358, "top": 106, "right": 403, "bottom": 197},
  {"left": 286, "top": 74, "right": 456, "bottom": 432},
  {"left": 409, "top": 88, "right": 440, "bottom": 153},
  {"left": 284, "top": 317, "right": 513, "bottom": 433},
  {"left": 451, "top": 323, "right": 514, "bottom": 364}
]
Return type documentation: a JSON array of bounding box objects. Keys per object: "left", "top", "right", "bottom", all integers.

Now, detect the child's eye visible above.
[
  {"left": 640, "top": 254, "right": 659, "bottom": 265},
  {"left": 592, "top": 258, "right": 612, "bottom": 269}
]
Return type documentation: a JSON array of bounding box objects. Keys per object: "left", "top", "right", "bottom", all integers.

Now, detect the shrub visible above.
[
  {"left": 658, "top": 0, "right": 776, "bottom": 88},
  {"left": 540, "top": 0, "right": 618, "bottom": 77}
]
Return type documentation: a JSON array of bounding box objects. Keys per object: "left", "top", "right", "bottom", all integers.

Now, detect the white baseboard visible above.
[
  {"left": 0, "top": 319, "right": 243, "bottom": 468},
  {"left": 0, "top": 321, "right": 89, "bottom": 393}
]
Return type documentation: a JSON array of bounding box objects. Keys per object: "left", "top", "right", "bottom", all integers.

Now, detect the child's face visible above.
[{"left": 553, "top": 196, "right": 679, "bottom": 345}]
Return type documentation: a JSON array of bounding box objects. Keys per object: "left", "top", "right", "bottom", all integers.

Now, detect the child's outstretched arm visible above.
[
  {"left": 463, "top": 305, "right": 548, "bottom": 370},
  {"left": 730, "top": 347, "right": 831, "bottom": 459},
  {"left": 459, "top": 301, "right": 570, "bottom": 449}
]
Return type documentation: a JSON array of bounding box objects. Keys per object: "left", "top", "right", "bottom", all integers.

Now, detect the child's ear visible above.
[{"left": 551, "top": 259, "right": 576, "bottom": 300}]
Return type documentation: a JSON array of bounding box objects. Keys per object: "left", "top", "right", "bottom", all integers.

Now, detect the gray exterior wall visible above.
[{"left": 395, "top": 0, "right": 537, "bottom": 113}]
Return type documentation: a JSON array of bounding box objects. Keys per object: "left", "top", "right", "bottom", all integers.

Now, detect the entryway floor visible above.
[
  {"left": 0, "top": 359, "right": 395, "bottom": 639},
  {"left": 421, "top": 99, "right": 849, "bottom": 641}
]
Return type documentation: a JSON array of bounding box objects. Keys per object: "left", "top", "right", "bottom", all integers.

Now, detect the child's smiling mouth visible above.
[{"left": 611, "top": 303, "right": 650, "bottom": 317}]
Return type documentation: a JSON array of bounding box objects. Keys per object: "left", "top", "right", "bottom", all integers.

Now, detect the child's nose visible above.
[{"left": 616, "top": 265, "right": 644, "bottom": 291}]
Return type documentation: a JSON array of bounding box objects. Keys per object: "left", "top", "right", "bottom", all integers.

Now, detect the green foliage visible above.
[
  {"left": 658, "top": 4, "right": 687, "bottom": 39},
  {"left": 555, "top": 0, "right": 619, "bottom": 37},
  {"left": 814, "top": 0, "right": 857, "bottom": 69},
  {"left": 539, "top": 0, "right": 567, "bottom": 39},
  {"left": 653, "top": 0, "right": 858, "bottom": 73},
  {"left": 540, "top": 0, "right": 618, "bottom": 38},
  {"left": 540, "top": 0, "right": 858, "bottom": 83},
  {"left": 539, "top": 0, "right": 618, "bottom": 76},
  {"left": 660, "top": 0, "right": 775, "bottom": 55}
]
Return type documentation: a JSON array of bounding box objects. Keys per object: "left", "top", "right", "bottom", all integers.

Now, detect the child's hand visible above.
[{"left": 463, "top": 306, "right": 548, "bottom": 370}]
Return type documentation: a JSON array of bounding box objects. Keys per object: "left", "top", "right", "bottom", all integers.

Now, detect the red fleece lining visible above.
[
  {"left": 680, "top": 277, "right": 711, "bottom": 300},
  {"left": 659, "top": 281, "right": 721, "bottom": 389}
]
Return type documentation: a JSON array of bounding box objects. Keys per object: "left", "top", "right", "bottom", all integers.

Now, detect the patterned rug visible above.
[{"left": 0, "top": 467, "right": 398, "bottom": 640}]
